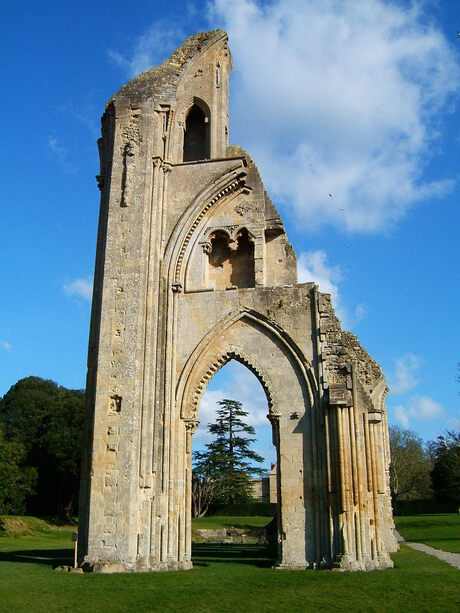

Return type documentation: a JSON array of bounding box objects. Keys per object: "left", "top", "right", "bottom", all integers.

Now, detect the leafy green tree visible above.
[
  {"left": 0, "top": 423, "right": 37, "bottom": 514},
  {"left": 0, "top": 377, "right": 85, "bottom": 519},
  {"left": 389, "top": 426, "right": 432, "bottom": 506},
  {"left": 193, "top": 399, "right": 264, "bottom": 510},
  {"left": 428, "top": 430, "right": 460, "bottom": 506}
]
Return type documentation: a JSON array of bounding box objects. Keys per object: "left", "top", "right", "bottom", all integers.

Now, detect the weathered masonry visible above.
[{"left": 78, "top": 30, "right": 398, "bottom": 572}]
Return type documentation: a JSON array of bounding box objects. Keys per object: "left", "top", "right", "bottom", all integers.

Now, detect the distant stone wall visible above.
[
  {"left": 251, "top": 464, "right": 278, "bottom": 503},
  {"left": 193, "top": 527, "right": 268, "bottom": 545}
]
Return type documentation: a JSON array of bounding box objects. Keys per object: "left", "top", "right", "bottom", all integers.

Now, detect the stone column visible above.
[{"left": 183, "top": 418, "right": 199, "bottom": 567}]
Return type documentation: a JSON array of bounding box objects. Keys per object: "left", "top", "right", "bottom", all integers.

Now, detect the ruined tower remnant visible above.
[{"left": 78, "top": 30, "right": 398, "bottom": 572}]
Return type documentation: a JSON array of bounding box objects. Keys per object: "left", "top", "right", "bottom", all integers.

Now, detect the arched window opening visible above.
[
  {"left": 207, "top": 229, "right": 255, "bottom": 290},
  {"left": 230, "top": 229, "right": 255, "bottom": 288},
  {"left": 183, "top": 104, "right": 209, "bottom": 162},
  {"left": 193, "top": 360, "right": 277, "bottom": 520},
  {"left": 208, "top": 231, "right": 231, "bottom": 289}
]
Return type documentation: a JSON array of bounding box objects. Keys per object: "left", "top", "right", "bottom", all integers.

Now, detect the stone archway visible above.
[
  {"left": 78, "top": 30, "right": 397, "bottom": 574},
  {"left": 175, "top": 309, "right": 322, "bottom": 569},
  {"left": 181, "top": 348, "right": 280, "bottom": 563}
]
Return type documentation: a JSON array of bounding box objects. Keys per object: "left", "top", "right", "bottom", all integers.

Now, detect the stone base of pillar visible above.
[
  {"left": 332, "top": 553, "right": 394, "bottom": 571},
  {"left": 82, "top": 558, "right": 193, "bottom": 573},
  {"left": 274, "top": 557, "right": 317, "bottom": 570}
]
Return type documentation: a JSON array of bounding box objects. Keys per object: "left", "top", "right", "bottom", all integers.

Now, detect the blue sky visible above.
[{"left": 1, "top": 0, "right": 459, "bottom": 467}]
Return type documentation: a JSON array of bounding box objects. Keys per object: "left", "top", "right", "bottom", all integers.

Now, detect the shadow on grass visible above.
[
  {"left": 193, "top": 523, "right": 269, "bottom": 531},
  {"left": 409, "top": 537, "right": 460, "bottom": 541},
  {"left": 192, "top": 542, "right": 277, "bottom": 568},
  {"left": 0, "top": 548, "right": 74, "bottom": 567},
  {"left": 0, "top": 542, "right": 276, "bottom": 570}
]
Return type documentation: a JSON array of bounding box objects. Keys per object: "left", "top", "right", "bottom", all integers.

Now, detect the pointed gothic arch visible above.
[
  {"left": 164, "top": 164, "right": 248, "bottom": 290},
  {"left": 183, "top": 99, "right": 211, "bottom": 162},
  {"left": 181, "top": 346, "right": 277, "bottom": 421},
  {"left": 177, "top": 307, "right": 318, "bottom": 422}
]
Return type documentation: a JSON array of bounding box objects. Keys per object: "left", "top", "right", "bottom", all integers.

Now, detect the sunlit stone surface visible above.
[{"left": 78, "top": 31, "right": 398, "bottom": 573}]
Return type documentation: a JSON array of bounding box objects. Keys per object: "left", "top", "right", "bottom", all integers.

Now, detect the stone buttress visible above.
[{"left": 78, "top": 30, "right": 398, "bottom": 572}]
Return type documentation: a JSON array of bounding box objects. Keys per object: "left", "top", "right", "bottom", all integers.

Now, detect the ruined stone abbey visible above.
[{"left": 78, "top": 30, "right": 398, "bottom": 572}]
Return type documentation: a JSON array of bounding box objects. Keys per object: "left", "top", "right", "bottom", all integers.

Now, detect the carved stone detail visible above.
[
  {"left": 201, "top": 241, "right": 212, "bottom": 254},
  {"left": 108, "top": 395, "right": 121, "bottom": 415},
  {"left": 234, "top": 200, "right": 252, "bottom": 216},
  {"left": 184, "top": 419, "right": 199, "bottom": 434},
  {"left": 174, "top": 177, "right": 245, "bottom": 284}
]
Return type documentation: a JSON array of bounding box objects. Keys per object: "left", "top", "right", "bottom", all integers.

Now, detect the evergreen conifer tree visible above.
[{"left": 193, "top": 399, "right": 264, "bottom": 509}]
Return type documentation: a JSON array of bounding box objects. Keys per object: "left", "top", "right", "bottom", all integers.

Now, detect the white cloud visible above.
[
  {"left": 389, "top": 353, "right": 423, "bottom": 395},
  {"left": 393, "top": 405, "right": 410, "bottom": 429},
  {"left": 393, "top": 394, "right": 444, "bottom": 429},
  {"left": 298, "top": 250, "right": 366, "bottom": 328},
  {"left": 298, "top": 250, "right": 341, "bottom": 299},
  {"left": 0, "top": 339, "right": 11, "bottom": 351},
  {"left": 208, "top": 0, "right": 459, "bottom": 232},
  {"left": 110, "top": 2, "right": 459, "bottom": 232},
  {"left": 63, "top": 277, "right": 93, "bottom": 301},
  {"left": 195, "top": 388, "right": 227, "bottom": 443},
  {"left": 108, "top": 22, "right": 184, "bottom": 77}
]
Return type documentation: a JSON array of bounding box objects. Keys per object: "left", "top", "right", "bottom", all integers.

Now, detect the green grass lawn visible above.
[
  {"left": 1, "top": 516, "right": 459, "bottom": 612},
  {"left": 394, "top": 514, "right": 460, "bottom": 553},
  {"left": 192, "top": 515, "right": 272, "bottom": 529}
]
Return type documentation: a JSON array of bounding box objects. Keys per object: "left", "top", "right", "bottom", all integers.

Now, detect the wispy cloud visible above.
[
  {"left": 48, "top": 136, "right": 67, "bottom": 160},
  {"left": 208, "top": 0, "right": 459, "bottom": 232},
  {"left": 297, "top": 250, "right": 366, "bottom": 328},
  {"left": 0, "top": 339, "right": 11, "bottom": 351},
  {"left": 393, "top": 395, "right": 444, "bottom": 429},
  {"left": 388, "top": 353, "right": 423, "bottom": 395},
  {"left": 48, "top": 135, "right": 76, "bottom": 173},
  {"left": 63, "top": 277, "right": 93, "bottom": 301},
  {"left": 353, "top": 303, "right": 368, "bottom": 324},
  {"left": 108, "top": 21, "right": 184, "bottom": 77}
]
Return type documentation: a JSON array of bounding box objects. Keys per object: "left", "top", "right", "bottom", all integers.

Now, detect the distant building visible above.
[{"left": 251, "top": 464, "right": 277, "bottom": 503}]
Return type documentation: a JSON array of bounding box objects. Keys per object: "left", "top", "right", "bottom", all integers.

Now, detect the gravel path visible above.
[{"left": 405, "top": 542, "right": 460, "bottom": 569}]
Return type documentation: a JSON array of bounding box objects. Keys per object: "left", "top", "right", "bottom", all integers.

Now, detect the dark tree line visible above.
[
  {"left": 0, "top": 377, "right": 85, "bottom": 519},
  {"left": 389, "top": 425, "right": 460, "bottom": 509},
  {"left": 428, "top": 431, "right": 460, "bottom": 506},
  {"left": 0, "top": 375, "right": 458, "bottom": 520}
]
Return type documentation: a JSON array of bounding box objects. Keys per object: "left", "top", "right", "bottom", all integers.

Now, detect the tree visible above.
[
  {"left": 0, "top": 423, "right": 37, "bottom": 514},
  {"left": 191, "top": 469, "right": 215, "bottom": 519},
  {"left": 428, "top": 430, "right": 460, "bottom": 506},
  {"left": 389, "top": 426, "right": 432, "bottom": 506},
  {"left": 192, "top": 399, "right": 264, "bottom": 513},
  {"left": 0, "top": 377, "right": 85, "bottom": 519}
]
